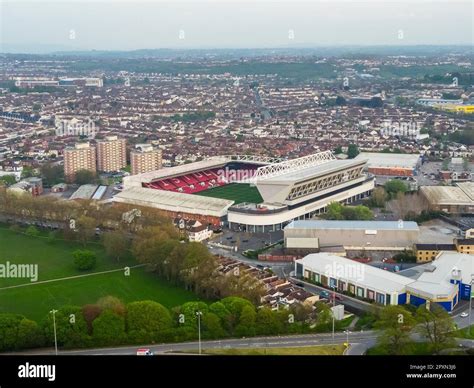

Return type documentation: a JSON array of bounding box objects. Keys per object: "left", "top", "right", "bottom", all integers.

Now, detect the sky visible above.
[{"left": 0, "top": 0, "right": 473, "bottom": 52}]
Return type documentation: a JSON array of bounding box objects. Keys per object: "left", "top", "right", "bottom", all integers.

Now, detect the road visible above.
[{"left": 8, "top": 331, "right": 378, "bottom": 356}]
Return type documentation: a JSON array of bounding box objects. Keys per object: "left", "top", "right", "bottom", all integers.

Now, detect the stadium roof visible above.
[
  {"left": 296, "top": 253, "right": 413, "bottom": 293},
  {"left": 123, "top": 157, "right": 229, "bottom": 187},
  {"left": 355, "top": 152, "right": 421, "bottom": 169},
  {"left": 259, "top": 159, "right": 365, "bottom": 184},
  {"left": 113, "top": 187, "right": 234, "bottom": 218},
  {"left": 286, "top": 220, "right": 419, "bottom": 231}
]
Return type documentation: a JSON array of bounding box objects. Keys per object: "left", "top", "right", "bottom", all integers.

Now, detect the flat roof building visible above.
[
  {"left": 284, "top": 220, "right": 419, "bottom": 251},
  {"left": 355, "top": 152, "right": 421, "bottom": 177},
  {"left": 420, "top": 182, "right": 474, "bottom": 214},
  {"left": 295, "top": 251, "right": 473, "bottom": 311}
]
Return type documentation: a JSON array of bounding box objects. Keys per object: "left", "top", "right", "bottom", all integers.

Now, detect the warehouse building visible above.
[
  {"left": 295, "top": 251, "right": 473, "bottom": 311},
  {"left": 420, "top": 182, "right": 474, "bottom": 214},
  {"left": 354, "top": 152, "right": 421, "bottom": 177},
  {"left": 284, "top": 220, "right": 419, "bottom": 251}
]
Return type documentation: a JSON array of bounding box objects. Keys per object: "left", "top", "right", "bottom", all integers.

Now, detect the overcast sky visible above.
[{"left": 1, "top": 0, "right": 473, "bottom": 52}]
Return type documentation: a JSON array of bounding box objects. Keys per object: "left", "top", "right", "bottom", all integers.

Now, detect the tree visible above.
[
  {"left": 374, "top": 305, "right": 415, "bottom": 355},
  {"left": 415, "top": 304, "right": 456, "bottom": 354},
  {"left": 0, "top": 175, "right": 16, "bottom": 186},
  {"left": 92, "top": 310, "right": 126, "bottom": 346},
  {"left": 76, "top": 215, "right": 96, "bottom": 246},
  {"left": 25, "top": 225, "right": 40, "bottom": 237},
  {"left": 21, "top": 166, "right": 35, "bottom": 179},
  {"left": 96, "top": 296, "right": 126, "bottom": 316},
  {"left": 40, "top": 163, "right": 64, "bottom": 186},
  {"left": 17, "top": 318, "right": 43, "bottom": 349},
  {"left": 369, "top": 187, "right": 388, "bottom": 208},
  {"left": 334, "top": 146, "right": 343, "bottom": 154},
  {"left": 235, "top": 305, "right": 257, "bottom": 337},
  {"left": 202, "top": 312, "right": 226, "bottom": 339},
  {"left": 74, "top": 169, "right": 96, "bottom": 185},
  {"left": 0, "top": 314, "right": 24, "bottom": 350},
  {"left": 385, "top": 180, "right": 408, "bottom": 197},
  {"left": 72, "top": 250, "right": 97, "bottom": 271},
  {"left": 126, "top": 301, "right": 172, "bottom": 343},
  {"left": 41, "top": 306, "right": 90, "bottom": 348},
  {"left": 255, "top": 308, "right": 281, "bottom": 335},
  {"left": 82, "top": 304, "right": 102, "bottom": 334},
  {"left": 347, "top": 144, "right": 359, "bottom": 159},
  {"left": 102, "top": 231, "right": 129, "bottom": 262}
]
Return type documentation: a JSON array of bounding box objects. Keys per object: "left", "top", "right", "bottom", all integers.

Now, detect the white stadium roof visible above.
[
  {"left": 260, "top": 159, "right": 366, "bottom": 185},
  {"left": 113, "top": 187, "right": 234, "bottom": 218}
]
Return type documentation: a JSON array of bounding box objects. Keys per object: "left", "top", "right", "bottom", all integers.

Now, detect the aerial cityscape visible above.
[{"left": 0, "top": 0, "right": 473, "bottom": 385}]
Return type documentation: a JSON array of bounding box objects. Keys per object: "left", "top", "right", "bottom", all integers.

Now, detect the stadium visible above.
[{"left": 116, "top": 151, "right": 375, "bottom": 231}]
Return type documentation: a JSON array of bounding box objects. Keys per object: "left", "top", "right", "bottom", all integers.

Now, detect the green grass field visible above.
[
  {"left": 186, "top": 345, "right": 345, "bottom": 355},
  {"left": 198, "top": 183, "right": 263, "bottom": 204},
  {"left": 0, "top": 227, "right": 199, "bottom": 321}
]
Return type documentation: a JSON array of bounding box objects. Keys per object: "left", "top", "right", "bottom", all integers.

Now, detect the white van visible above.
[{"left": 136, "top": 348, "right": 154, "bottom": 356}]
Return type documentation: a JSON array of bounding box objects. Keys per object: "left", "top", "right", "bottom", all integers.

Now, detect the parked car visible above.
[
  {"left": 460, "top": 312, "right": 469, "bottom": 318},
  {"left": 136, "top": 348, "right": 154, "bottom": 356},
  {"left": 320, "top": 291, "right": 330, "bottom": 298}
]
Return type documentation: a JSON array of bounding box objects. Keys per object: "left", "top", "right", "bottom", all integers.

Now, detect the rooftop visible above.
[
  {"left": 286, "top": 220, "right": 419, "bottom": 231},
  {"left": 260, "top": 159, "right": 365, "bottom": 184},
  {"left": 297, "top": 253, "right": 413, "bottom": 293},
  {"left": 113, "top": 187, "right": 234, "bottom": 217},
  {"left": 355, "top": 152, "right": 421, "bottom": 169},
  {"left": 420, "top": 185, "right": 474, "bottom": 205}
]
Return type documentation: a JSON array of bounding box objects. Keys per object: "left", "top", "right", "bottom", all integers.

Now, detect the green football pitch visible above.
[
  {"left": 0, "top": 226, "right": 200, "bottom": 321},
  {"left": 197, "top": 183, "right": 263, "bottom": 204}
]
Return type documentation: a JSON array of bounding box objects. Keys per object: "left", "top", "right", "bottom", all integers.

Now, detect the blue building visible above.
[{"left": 295, "top": 251, "right": 474, "bottom": 312}]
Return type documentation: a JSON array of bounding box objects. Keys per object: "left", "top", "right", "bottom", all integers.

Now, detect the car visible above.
[
  {"left": 320, "top": 291, "right": 330, "bottom": 298},
  {"left": 335, "top": 294, "right": 344, "bottom": 301},
  {"left": 294, "top": 282, "right": 304, "bottom": 287},
  {"left": 136, "top": 348, "right": 154, "bottom": 356},
  {"left": 460, "top": 312, "right": 469, "bottom": 318}
]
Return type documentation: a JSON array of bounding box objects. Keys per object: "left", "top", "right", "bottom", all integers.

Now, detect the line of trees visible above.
[{"left": 0, "top": 296, "right": 342, "bottom": 352}]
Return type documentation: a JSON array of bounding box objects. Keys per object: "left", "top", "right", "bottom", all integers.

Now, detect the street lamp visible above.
[
  {"left": 196, "top": 311, "right": 203, "bottom": 355},
  {"left": 331, "top": 284, "right": 337, "bottom": 340},
  {"left": 469, "top": 276, "right": 474, "bottom": 336},
  {"left": 344, "top": 329, "right": 350, "bottom": 348},
  {"left": 50, "top": 309, "right": 58, "bottom": 356}
]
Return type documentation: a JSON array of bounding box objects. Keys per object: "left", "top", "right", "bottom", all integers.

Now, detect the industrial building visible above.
[
  {"left": 284, "top": 220, "right": 419, "bottom": 251},
  {"left": 295, "top": 251, "right": 474, "bottom": 311},
  {"left": 354, "top": 152, "right": 421, "bottom": 177},
  {"left": 420, "top": 182, "right": 474, "bottom": 214}
]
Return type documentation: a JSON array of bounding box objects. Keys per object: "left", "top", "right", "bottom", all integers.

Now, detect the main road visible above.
[{"left": 9, "top": 331, "right": 378, "bottom": 356}]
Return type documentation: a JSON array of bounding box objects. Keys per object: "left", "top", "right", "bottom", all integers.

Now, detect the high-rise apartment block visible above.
[
  {"left": 63, "top": 142, "right": 97, "bottom": 182},
  {"left": 96, "top": 136, "right": 127, "bottom": 172},
  {"left": 130, "top": 144, "right": 163, "bottom": 175}
]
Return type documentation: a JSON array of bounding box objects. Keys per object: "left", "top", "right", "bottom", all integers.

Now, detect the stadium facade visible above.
[{"left": 117, "top": 151, "right": 375, "bottom": 231}]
